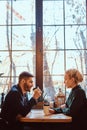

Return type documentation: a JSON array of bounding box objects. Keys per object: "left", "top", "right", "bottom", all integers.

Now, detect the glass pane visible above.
[
  {"left": 43, "top": 51, "right": 64, "bottom": 75},
  {"left": 65, "top": 25, "right": 86, "bottom": 49},
  {"left": 65, "top": 0, "right": 86, "bottom": 24},
  {"left": 43, "top": 75, "right": 65, "bottom": 100},
  {"left": 66, "top": 50, "right": 86, "bottom": 74},
  {"left": 43, "top": 0, "right": 63, "bottom": 25},
  {"left": 0, "top": 51, "right": 11, "bottom": 76},
  {"left": 0, "top": 0, "right": 35, "bottom": 25},
  {"left": 0, "top": 78, "right": 9, "bottom": 94},
  {"left": 43, "top": 26, "right": 64, "bottom": 49},
  {"left": 12, "top": 51, "right": 35, "bottom": 76},
  {"left": 12, "top": 26, "right": 36, "bottom": 50},
  {"left": 13, "top": 0, "right": 35, "bottom": 24},
  {"left": 43, "top": 50, "right": 65, "bottom": 100},
  {"left": 0, "top": 26, "right": 11, "bottom": 50},
  {"left": 0, "top": 25, "right": 36, "bottom": 51},
  {"left": 0, "top": 1, "right": 11, "bottom": 24}
]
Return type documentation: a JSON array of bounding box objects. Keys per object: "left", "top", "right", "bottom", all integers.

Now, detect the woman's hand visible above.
[
  {"left": 60, "top": 104, "right": 66, "bottom": 108},
  {"left": 49, "top": 108, "right": 55, "bottom": 114}
]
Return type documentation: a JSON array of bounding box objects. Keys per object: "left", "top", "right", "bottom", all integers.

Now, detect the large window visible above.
[
  {"left": 43, "top": 0, "right": 87, "bottom": 100},
  {"left": 0, "top": 0, "right": 36, "bottom": 104},
  {"left": 0, "top": 0, "right": 87, "bottom": 106}
]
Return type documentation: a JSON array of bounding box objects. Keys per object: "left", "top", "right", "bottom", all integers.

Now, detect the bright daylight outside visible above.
[{"left": 0, "top": 0, "right": 87, "bottom": 107}]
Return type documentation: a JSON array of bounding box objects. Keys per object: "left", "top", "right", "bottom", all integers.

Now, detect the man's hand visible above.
[{"left": 33, "top": 87, "right": 42, "bottom": 100}]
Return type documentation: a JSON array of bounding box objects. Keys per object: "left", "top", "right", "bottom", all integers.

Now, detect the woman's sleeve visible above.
[{"left": 62, "top": 89, "right": 86, "bottom": 118}]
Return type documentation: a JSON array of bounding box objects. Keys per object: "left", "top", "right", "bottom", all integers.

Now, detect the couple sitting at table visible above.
[{"left": 1, "top": 69, "right": 87, "bottom": 130}]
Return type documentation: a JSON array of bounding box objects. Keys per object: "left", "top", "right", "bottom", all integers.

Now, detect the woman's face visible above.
[{"left": 64, "top": 74, "right": 74, "bottom": 88}]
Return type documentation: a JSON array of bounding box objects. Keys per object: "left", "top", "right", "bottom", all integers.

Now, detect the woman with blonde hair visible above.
[{"left": 49, "top": 69, "right": 87, "bottom": 130}]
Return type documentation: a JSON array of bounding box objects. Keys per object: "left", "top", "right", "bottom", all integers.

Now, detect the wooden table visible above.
[
  {"left": 19, "top": 109, "right": 72, "bottom": 130},
  {"left": 19, "top": 109, "right": 72, "bottom": 123}
]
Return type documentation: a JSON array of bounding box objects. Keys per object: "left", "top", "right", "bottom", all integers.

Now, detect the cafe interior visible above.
[{"left": 0, "top": 0, "right": 87, "bottom": 130}]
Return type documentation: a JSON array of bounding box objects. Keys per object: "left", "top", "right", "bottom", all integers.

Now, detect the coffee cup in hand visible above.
[{"left": 33, "top": 87, "right": 42, "bottom": 100}]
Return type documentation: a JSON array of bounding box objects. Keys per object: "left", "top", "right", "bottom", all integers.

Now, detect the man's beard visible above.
[{"left": 23, "top": 83, "right": 30, "bottom": 92}]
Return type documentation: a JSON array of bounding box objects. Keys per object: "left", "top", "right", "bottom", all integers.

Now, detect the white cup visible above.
[{"left": 43, "top": 105, "right": 50, "bottom": 116}]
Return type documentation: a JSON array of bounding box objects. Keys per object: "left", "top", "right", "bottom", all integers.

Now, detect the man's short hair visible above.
[{"left": 19, "top": 71, "right": 34, "bottom": 82}]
